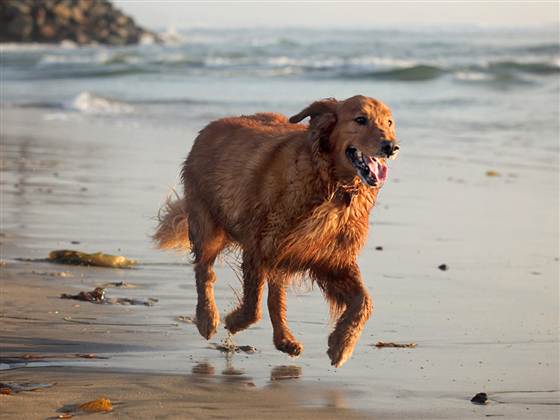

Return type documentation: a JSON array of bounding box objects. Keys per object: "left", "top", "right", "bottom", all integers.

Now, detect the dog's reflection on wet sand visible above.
[{"left": 190, "top": 359, "right": 348, "bottom": 409}]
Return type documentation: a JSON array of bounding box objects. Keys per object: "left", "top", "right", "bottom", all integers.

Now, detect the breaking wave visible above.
[
  {"left": 19, "top": 92, "right": 136, "bottom": 114},
  {"left": 15, "top": 54, "right": 560, "bottom": 83},
  {"left": 2, "top": 28, "right": 558, "bottom": 85},
  {"left": 66, "top": 91, "right": 134, "bottom": 114},
  {"left": 340, "top": 64, "right": 445, "bottom": 81}
]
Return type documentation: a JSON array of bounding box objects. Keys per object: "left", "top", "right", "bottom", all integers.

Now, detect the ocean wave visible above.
[
  {"left": 178, "top": 32, "right": 301, "bottom": 48},
  {"left": 157, "top": 26, "right": 187, "bottom": 45},
  {"left": 486, "top": 60, "right": 560, "bottom": 75},
  {"left": 515, "top": 43, "right": 560, "bottom": 55},
  {"left": 452, "top": 71, "right": 531, "bottom": 85},
  {"left": 65, "top": 91, "right": 134, "bottom": 114},
  {"left": 132, "top": 97, "right": 219, "bottom": 105},
  {"left": 450, "top": 59, "right": 558, "bottom": 84},
  {"left": 334, "top": 59, "right": 558, "bottom": 82},
  {"left": 102, "top": 52, "right": 144, "bottom": 65},
  {"left": 3, "top": 36, "right": 559, "bottom": 85},
  {"left": 39, "top": 66, "right": 157, "bottom": 80},
  {"left": 39, "top": 54, "right": 99, "bottom": 65},
  {"left": 24, "top": 57, "right": 560, "bottom": 83},
  {"left": 38, "top": 50, "right": 143, "bottom": 66},
  {"left": 454, "top": 71, "right": 491, "bottom": 81},
  {"left": 17, "top": 91, "right": 135, "bottom": 114},
  {"left": 0, "top": 42, "right": 67, "bottom": 52},
  {"left": 365, "top": 64, "right": 445, "bottom": 81},
  {"left": 17, "top": 94, "right": 208, "bottom": 111},
  {"left": 18, "top": 93, "right": 228, "bottom": 112},
  {"left": 37, "top": 49, "right": 207, "bottom": 70}
]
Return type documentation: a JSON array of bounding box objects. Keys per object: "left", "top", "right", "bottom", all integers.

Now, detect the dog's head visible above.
[{"left": 289, "top": 95, "right": 399, "bottom": 187}]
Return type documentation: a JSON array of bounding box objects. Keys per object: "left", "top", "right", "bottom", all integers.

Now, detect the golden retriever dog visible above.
[{"left": 154, "top": 95, "right": 399, "bottom": 367}]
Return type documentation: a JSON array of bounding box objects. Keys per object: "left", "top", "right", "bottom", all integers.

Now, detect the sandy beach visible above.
[
  {"left": 0, "top": 269, "right": 364, "bottom": 420},
  {"left": 1, "top": 101, "right": 558, "bottom": 419},
  {"left": 1, "top": 248, "right": 557, "bottom": 419},
  {"left": 1, "top": 23, "right": 559, "bottom": 419}
]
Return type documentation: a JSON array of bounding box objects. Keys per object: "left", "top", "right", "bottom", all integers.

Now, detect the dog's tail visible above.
[{"left": 153, "top": 194, "right": 190, "bottom": 251}]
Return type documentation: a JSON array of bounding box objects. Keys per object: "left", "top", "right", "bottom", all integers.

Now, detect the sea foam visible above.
[{"left": 65, "top": 91, "right": 134, "bottom": 114}]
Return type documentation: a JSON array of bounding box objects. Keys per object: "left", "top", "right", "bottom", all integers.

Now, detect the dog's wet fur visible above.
[{"left": 154, "top": 95, "right": 398, "bottom": 367}]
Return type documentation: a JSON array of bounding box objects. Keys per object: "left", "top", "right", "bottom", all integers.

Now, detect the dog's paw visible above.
[
  {"left": 224, "top": 308, "right": 261, "bottom": 334},
  {"left": 196, "top": 304, "right": 220, "bottom": 340},
  {"left": 274, "top": 337, "right": 303, "bottom": 357},
  {"left": 223, "top": 311, "right": 246, "bottom": 335},
  {"left": 327, "top": 344, "right": 354, "bottom": 368},
  {"left": 327, "top": 332, "right": 356, "bottom": 368}
]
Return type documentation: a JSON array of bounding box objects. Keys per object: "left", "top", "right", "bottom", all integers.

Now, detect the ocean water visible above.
[
  {"left": 2, "top": 27, "right": 559, "bottom": 166},
  {"left": 1, "top": 27, "right": 559, "bottom": 414}
]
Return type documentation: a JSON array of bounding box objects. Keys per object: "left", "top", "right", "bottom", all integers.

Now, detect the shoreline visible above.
[
  {"left": 1, "top": 242, "right": 558, "bottom": 419},
  {"left": 1, "top": 78, "right": 558, "bottom": 419}
]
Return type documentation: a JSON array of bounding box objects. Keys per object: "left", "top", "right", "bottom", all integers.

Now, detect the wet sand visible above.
[
  {"left": 1, "top": 366, "right": 367, "bottom": 420},
  {"left": 1, "top": 107, "right": 559, "bottom": 419}
]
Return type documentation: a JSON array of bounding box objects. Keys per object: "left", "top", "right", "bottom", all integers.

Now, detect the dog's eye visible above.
[
  {"left": 354, "top": 116, "right": 367, "bottom": 125},
  {"left": 388, "top": 119, "right": 393, "bottom": 127}
]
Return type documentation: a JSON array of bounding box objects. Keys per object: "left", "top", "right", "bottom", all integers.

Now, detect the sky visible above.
[{"left": 113, "top": 1, "right": 560, "bottom": 30}]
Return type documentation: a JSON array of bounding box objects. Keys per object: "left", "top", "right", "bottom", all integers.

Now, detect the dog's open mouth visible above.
[{"left": 345, "top": 146, "right": 388, "bottom": 187}]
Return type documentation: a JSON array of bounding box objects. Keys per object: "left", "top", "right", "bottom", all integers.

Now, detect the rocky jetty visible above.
[{"left": 0, "top": 0, "right": 156, "bottom": 45}]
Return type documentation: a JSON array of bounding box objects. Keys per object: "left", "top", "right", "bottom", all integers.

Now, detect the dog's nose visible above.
[{"left": 381, "top": 141, "right": 399, "bottom": 157}]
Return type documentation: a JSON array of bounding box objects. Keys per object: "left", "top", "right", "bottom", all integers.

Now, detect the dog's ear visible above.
[
  {"left": 289, "top": 98, "right": 338, "bottom": 124},
  {"left": 290, "top": 98, "right": 338, "bottom": 152}
]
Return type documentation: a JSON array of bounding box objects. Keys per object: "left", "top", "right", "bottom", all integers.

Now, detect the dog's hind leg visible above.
[
  {"left": 267, "top": 280, "right": 303, "bottom": 357},
  {"left": 189, "top": 203, "right": 229, "bottom": 340},
  {"left": 224, "top": 252, "right": 265, "bottom": 334},
  {"left": 312, "top": 263, "right": 373, "bottom": 368}
]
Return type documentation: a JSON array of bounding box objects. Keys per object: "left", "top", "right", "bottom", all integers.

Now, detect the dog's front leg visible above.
[
  {"left": 224, "top": 252, "right": 265, "bottom": 334},
  {"left": 313, "top": 263, "right": 373, "bottom": 367},
  {"left": 267, "top": 279, "right": 303, "bottom": 356}
]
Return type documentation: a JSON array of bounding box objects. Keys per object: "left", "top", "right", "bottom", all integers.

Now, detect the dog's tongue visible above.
[{"left": 366, "top": 156, "right": 388, "bottom": 184}]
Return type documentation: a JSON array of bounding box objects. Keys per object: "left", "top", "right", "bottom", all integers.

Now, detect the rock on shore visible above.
[{"left": 0, "top": 0, "right": 156, "bottom": 45}]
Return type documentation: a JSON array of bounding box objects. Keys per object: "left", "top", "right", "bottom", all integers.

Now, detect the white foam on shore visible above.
[{"left": 65, "top": 91, "right": 134, "bottom": 114}]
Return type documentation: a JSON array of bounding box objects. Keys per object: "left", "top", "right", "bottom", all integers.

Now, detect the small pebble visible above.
[
  {"left": 471, "top": 392, "right": 488, "bottom": 405},
  {"left": 438, "top": 264, "right": 448, "bottom": 271}
]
